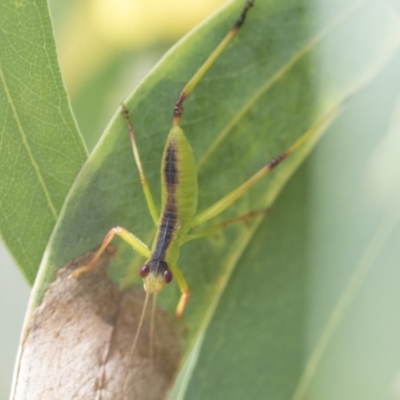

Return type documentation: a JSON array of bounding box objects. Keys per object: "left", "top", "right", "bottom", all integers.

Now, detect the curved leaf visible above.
[
  {"left": 0, "top": 0, "right": 87, "bottom": 282},
  {"left": 16, "top": 0, "right": 400, "bottom": 398}
]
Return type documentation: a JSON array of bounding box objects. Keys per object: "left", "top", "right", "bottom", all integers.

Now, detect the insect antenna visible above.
[
  {"left": 123, "top": 289, "right": 151, "bottom": 394},
  {"left": 149, "top": 292, "right": 158, "bottom": 363}
]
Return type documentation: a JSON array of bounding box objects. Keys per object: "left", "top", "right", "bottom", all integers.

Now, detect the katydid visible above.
[{"left": 71, "top": 0, "right": 336, "bottom": 319}]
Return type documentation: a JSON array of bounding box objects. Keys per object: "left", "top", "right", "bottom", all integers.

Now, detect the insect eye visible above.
[
  {"left": 139, "top": 264, "right": 150, "bottom": 278},
  {"left": 163, "top": 269, "right": 173, "bottom": 283}
]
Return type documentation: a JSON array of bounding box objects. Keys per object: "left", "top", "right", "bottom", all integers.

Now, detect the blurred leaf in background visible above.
[{"left": 50, "top": 0, "right": 228, "bottom": 149}]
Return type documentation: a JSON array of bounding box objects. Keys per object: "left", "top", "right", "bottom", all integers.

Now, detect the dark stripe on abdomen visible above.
[
  {"left": 153, "top": 142, "right": 179, "bottom": 260},
  {"left": 164, "top": 142, "right": 178, "bottom": 185}
]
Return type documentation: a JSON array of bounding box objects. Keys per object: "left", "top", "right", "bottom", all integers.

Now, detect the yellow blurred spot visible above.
[
  {"left": 92, "top": 0, "right": 228, "bottom": 47},
  {"left": 57, "top": 0, "right": 228, "bottom": 94}
]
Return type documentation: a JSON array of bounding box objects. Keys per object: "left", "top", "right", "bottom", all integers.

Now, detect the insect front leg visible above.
[
  {"left": 168, "top": 262, "right": 190, "bottom": 317},
  {"left": 69, "top": 226, "right": 150, "bottom": 279}
]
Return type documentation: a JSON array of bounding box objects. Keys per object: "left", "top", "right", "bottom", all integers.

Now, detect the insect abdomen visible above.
[{"left": 153, "top": 126, "right": 198, "bottom": 261}]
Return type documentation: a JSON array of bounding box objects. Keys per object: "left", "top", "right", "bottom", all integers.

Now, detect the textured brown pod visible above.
[{"left": 11, "top": 249, "right": 181, "bottom": 400}]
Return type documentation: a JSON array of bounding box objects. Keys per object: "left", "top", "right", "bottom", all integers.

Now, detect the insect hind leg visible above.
[
  {"left": 183, "top": 207, "right": 270, "bottom": 243},
  {"left": 173, "top": 0, "right": 255, "bottom": 126},
  {"left": 69, "top": 227, "right": 150, "bottom": 279}
]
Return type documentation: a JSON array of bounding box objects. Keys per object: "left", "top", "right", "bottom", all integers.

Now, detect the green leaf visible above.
[
  {"left": 0, "top": 0, "right": 87, "bottom": 283},
  {"left": 15, "top": 0, "right": 400, "bottom": 398}
]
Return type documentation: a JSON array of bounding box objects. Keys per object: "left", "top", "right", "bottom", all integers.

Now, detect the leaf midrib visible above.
[{"left": 0, "top": 63, "right": 58, "bottom": 220}]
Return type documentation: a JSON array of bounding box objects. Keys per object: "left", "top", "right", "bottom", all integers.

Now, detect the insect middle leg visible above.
[
  {"left": 69, "top": 227, "right": 150, "bottom": 279},
  {"left": 121, "top": 105, "right": 159, "bottom": 225},
  {"left": 190, "top": 101, "right": 344, "bottom": 228}
]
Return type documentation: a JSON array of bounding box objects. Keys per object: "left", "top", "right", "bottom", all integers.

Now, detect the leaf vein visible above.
[{"left": 0, "top": 62, "right": 58, "bottom": 220}]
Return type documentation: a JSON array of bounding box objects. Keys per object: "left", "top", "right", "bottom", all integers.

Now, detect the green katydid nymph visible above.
[{"left": 70, "top": 0, "right": 336, "bottom": 319}]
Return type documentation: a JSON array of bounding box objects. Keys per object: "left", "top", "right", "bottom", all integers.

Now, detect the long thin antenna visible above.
[
  {"left": 149, "top": 293, "right": 158, "bottom": 363},
  {"left": 124, "top": 291, "right": 150, "bottom": 394}
]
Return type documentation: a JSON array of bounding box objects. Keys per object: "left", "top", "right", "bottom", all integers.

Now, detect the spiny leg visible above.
[
  {"left": 183, "top": 207, "right": 270, "bottom": 243},
  {"left": 121, "top": 105, "right": 159, "bottom": 225},
  {"left": 191, "top": 101, "right": 344, "bottom": 227},
  {"left": 173, "top": 0, "right": 255, "bottom": 127},
  {"left": 69, "top": 227, "right": 150, "bottom": 279},
  {"left": 168, "top": 262, "right": 190, "bottom": 317}
]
